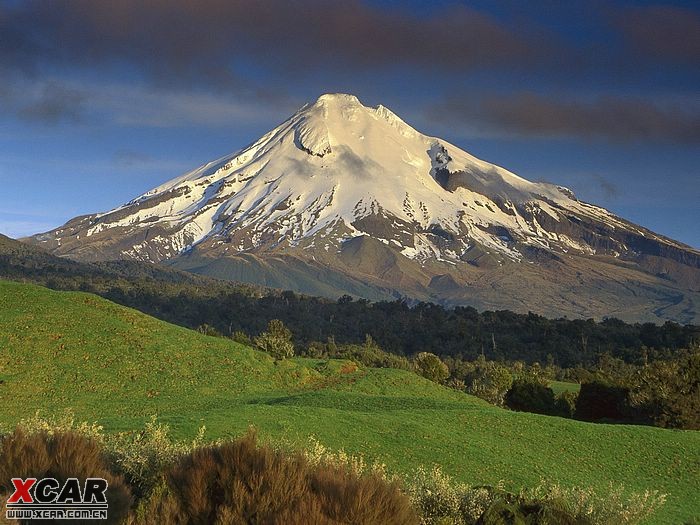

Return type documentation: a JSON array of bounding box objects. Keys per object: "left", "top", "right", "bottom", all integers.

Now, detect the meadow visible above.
[{"left": 0, "top": 280, "right": 697, "bottom": 523}]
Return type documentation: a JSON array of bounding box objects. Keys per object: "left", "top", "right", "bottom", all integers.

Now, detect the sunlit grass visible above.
[{"left": 0, "top": 280, "right": 697, "bottom": 523}]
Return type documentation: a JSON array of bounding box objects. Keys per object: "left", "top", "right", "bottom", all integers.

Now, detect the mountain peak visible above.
[
  {"left": 303, "top": 93, "right": 406, "bottom": 129},
  {"left": 291, "top": 93, "right": 421, "bottom": 159},
  {"left": 314, "top": 93, "right": 362, "bottom": 106}
]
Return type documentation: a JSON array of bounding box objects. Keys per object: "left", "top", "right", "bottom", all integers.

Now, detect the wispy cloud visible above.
[
  {"left": 0, "top": 0, "right": 543, "bottom": 83},
  {"left": 429, "top": 92, "right": 700, "bottom": 143},
  {"left": 0, "top": 74, "right": 293, "bottom": 129},
  {"left": 92, "top": 83, "right": 293, "bottom": 128},
  {"left": 614, "top": 5, "right": 700, "bottom": 66}
]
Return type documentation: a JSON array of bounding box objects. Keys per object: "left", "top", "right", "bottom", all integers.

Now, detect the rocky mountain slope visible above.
[{"left": 26, "top": 94, "right": 700, "bottom": 323}]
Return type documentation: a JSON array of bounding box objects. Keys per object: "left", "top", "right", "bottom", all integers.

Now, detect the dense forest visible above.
[
  {"left": 104, "top": 287, "right": 697, "bottom": 366},
  {"left": 1, "top": 234, "right": 697, "bottom": 368}
]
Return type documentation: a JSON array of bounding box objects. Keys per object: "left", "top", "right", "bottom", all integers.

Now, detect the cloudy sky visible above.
[{"left": 1, "top": 0, "right": 698, "bottom": 246}]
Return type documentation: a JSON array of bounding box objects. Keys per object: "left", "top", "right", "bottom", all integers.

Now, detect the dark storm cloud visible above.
[
  {"left": 0, "top": 0, "right": 540, "bottom": 83},
  {"left": 614, "top": 5, "right": 700, "bottom": 66},
  {"left": 1, "top": 0, "right": 698, "bottom": 143},
  {"left": 0, "top": 74, "right": 87, "bottom": 124},
  {"left": 430, "top": 93, "right": 700, "bottom": 143}
]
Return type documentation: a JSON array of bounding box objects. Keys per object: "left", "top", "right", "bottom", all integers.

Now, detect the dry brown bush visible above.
[
  {"left": 135, "top": 432, "right": 418, "bottom": 524},
  {"left": 0, "top": 429, "right": 133, "bottom": 524}
]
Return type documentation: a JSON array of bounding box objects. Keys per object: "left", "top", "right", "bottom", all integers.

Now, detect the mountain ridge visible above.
[{"left": 25, "top": 93, "right": 700, "bottom": 323}]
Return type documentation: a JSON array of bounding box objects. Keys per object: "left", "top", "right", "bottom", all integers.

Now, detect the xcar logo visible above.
[{"left": 5, "top": 477, "right": 108, "bottom": 520}]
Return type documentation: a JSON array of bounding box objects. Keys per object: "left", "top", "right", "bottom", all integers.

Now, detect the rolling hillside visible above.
[{"left": 0, "top": 280, "right": 698, "bottom": 523}]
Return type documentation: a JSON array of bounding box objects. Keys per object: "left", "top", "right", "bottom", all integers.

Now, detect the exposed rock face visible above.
[{"left": 25, "top": 94, "right": 700, "bottom": 323}]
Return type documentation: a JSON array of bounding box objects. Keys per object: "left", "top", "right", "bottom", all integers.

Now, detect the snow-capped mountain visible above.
[{"left": 27, "top": 94, "right": 700, "bottom": 323}]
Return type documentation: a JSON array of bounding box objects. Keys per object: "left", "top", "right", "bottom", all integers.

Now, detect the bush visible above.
[
  {"left": 254, "top": 319, "right": 295, "bottom": 360},
  {"left": 304, "top": 340, "right": 328, "bottom": 358},
  {"left": 556, "top": 391, "right": 579, "bottom": 418},
  {"left": 302, "top": 436, "right": 389, "bottom": 480},
  {"left": 407, "top": 466, "right": 504, "bottom": 525},
  {"left": 0, "top": 429, "right": 133, "bottom": 524},
  {"left": 15, "top": 409, "right": 105, "bottom": 441},
  {"left": 320, "top": 335, "right": 412, "bottom": 370},
  {"left": 627, "top": 347, "right": 700, "bottom": 429},
  {"left": 520, "top": 482, "right": 666, "bottom": 525},
  {"left": 106, "top": 416, "right": 207, "bottom": 498},
  {"left": 136, "top": 432, "right": 418, "bottom": 524},
  {"left": 415, "top": 352, "right": 450, "bottom": 383},
  {"left": 196, "top": 323, "right": 222, "bottom": 337},
  {"left": 575, "top": 381, "right": 631, "bottom": 422},
  {"left": 3, "top": 414, "right": 668, "bottom": 525},
  {"left": 465, "top": 362, "right": 513, "bottom": 406},
  {"left": 406, "top": 468, "right": 666, "bottom": 525},
  {"left": 230, "top": 330, "right": 252, "bottom": 345},
  {"left": 477, "top": 498, "right": 585, "bottom": 525},
  {"left": 505, "top": 379, "right": 558, "bottom": 415}
]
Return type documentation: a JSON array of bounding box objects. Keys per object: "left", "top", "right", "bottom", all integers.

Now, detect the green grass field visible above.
[
  {"left": 550, "top": 380, "right": 581, "bottom": 396},
  {"left": 0, "top": 280, "right": 698, "bottom": 523}
]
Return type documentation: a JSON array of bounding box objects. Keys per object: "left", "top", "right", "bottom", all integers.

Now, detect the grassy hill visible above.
[{"left": 0, "top": 280, "right": 697, "bottom": 523}]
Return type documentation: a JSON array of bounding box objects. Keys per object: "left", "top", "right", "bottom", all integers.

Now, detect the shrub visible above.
[
  {"left": 407, "top": 465, "right": 466, "bottom": 524},
  {"left": 520, "top": 481, "right": 667, "bottom": 525},
  {"left": 505, "top": 379, "right": 558, "bottom": 415},
  {"left": 16, "top": 409, "right": 105, "bottom": 441},
  {"left": 254, "top": 319, "right": 295, "bottom": 360},
  {"left": 575, "top": 381, "right": 631, "bottom": 422},
  {"left": 415, "top": 352, "right": 450, "bottom": 383},
  {"left": 465, "top": 363, "right": 513, "bottom": 406},
  {"left": 137, "top": 432, "right": 418, "bottom": 524},
  {"left": 4, "top": 414, "right": 668, "bottom": 525},
  {"left": 477, "top": 498, "right": 584, "bottom": 525},
  {"left": 406, "top": 467, "right": 665, "bottom": 525},
  {"left": 196, "top": 323, "right": 222, "bottom": 337},
  {"left": 627, "top": 347, "right": 700, "bottom": 429},
  {"left": 323, "top": 335, "right": 412, "bottom": 370},
  {"left": 302, "top": 436, "right": 389, "bottom": 480},
  {"left": 304, "top": 341, "right": 328, "bottom": 358},
  {"left": 230, "top": 330, "right": 252, "bottom": 345},
  {"left": 406, "top": 466, "right": 503, "bottom": 525},
  {"left": 556, "top": 391, "right": 579, "bottom": 418},
  {"left": 105, "top": 416, "right": 207, "bottom": 498},
  {"left": 0, "top": 429, "right": 133, "bottom": 524},
  {"left": 447, "top": 378, "right": 466, "bottom": 391}
]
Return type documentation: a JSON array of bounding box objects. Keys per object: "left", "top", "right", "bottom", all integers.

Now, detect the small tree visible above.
[
  {"left": 414, "top": 352, "right": 449, "bottom": 383},
  {"left": 466, "top": 362, "right": 513, "bottom": 406},
  {"left": 254, "top": 319, "right": 295, "bottom": 361},
  {"left": 627, "top": 346, "right": 700, "bottom": 429}
]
